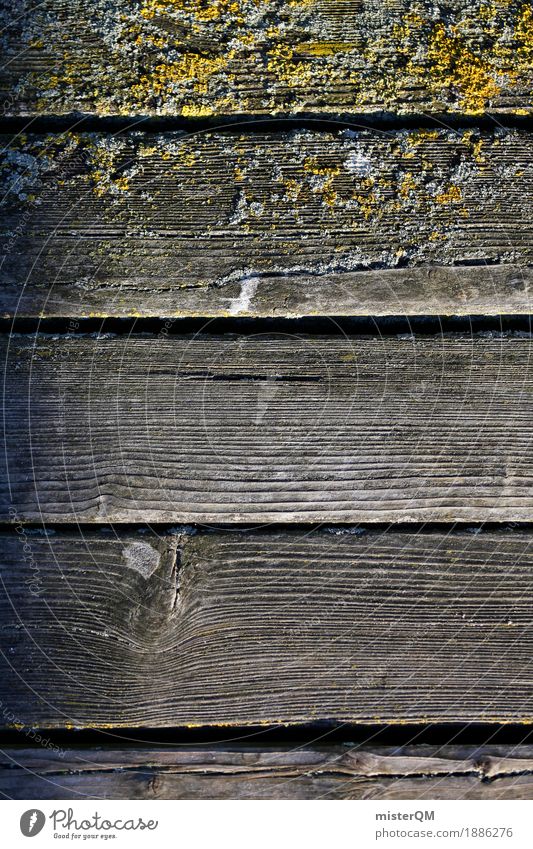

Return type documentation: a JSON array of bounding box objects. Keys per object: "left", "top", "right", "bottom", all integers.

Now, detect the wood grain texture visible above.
[
  {"left": 3, "top": 745, "right": 533, "bottom": 799},
  {"left": 5, "top": 333, "right": 533, "bottom": 523},
  {"left": 1, "top": 0, "right": 531, "bottom": 117},
  {"left": 1, "top": 130, "right": 532, "bottom": 318},
  {"left": 2, "top": 529, "right": 533, "bottom": 727}
]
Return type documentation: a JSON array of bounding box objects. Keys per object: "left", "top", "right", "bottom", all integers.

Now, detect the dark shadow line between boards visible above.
[
  {"left": 2, "top": 112, "right": 533, "bottom": 136},
  {"left": 1, "top": 521, "right": 533, "bottom": 536},
  {"left": 2, "top": 314, "right": 533, "bottom": 337},
  {"left": 0, "top": 722, "right": 533, "bottom": 749}
]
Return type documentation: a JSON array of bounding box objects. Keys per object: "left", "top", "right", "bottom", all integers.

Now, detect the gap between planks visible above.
[{"left": 2, "top": 315, "right": 533, "bottom": 338}]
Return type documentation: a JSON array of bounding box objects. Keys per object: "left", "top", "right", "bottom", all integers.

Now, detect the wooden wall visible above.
[{"left": 1, "top": 0, "right": 533, "bottom": 800}]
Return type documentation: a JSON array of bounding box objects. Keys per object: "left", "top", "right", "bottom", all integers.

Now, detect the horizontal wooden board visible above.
[
  {"left": 1, "top": 130, "right": 532, "bottom": 318},
  {"left": 2, "top": 529, "right": 533, "bottom": 727},
  {"left": 2, "top": 745, "right": 533, "bottom": 799},
  {"left": 0, "top": 0, "right": 531, "bottom": 117},
  {"left": 5, "top": 334, "right": 533, "bottom": 523}
]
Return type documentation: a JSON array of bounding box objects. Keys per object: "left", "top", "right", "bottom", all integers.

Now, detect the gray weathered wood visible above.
[
  {"left": 2, "top": 745, "right": 533, "bottom": 799},
  {"left": 5, "top": 334, "right": 533, "bottom": 523},
  {"left": 1, "top": 0, "right": 531, "bottom": 117},
  {"left": 2, "top": 529, "right": 533, "bottom": 727},
  {"left": 1, "top": 130, "right": 532, "bottom": 318}
]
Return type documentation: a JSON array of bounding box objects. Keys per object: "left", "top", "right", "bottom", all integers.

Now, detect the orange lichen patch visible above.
[
  {"left": 137, "top": 145, "right": 159, "bottom": 158},
  {"left": 399, "top": 131, "right": 440, "bottom": 162},
  {"left": 67, "top": 136, "right": 134, "bottom": 198},
  {"left": 300, "top": 156, "right": 343, "bottom": 210},
  {"left": 175, "top": 147, "right": 198, "bottom": 166},
  {"left": 321, "top": 185, "right": 338, "bottom": 208},
  {"left": 121, "top": 0, "right": 334, "bottom": 110},
  {"left": 181, "top": 104, "right": 216, "bottom": 116},
  {"left": 388, "top": 16, "right": 502, "bottom": 113},
  {"left": 352, "top": 186, "right": 379, "bottom": 220},
  {"left": 110, "top": 175, "right": 130, "bottom": 193}
]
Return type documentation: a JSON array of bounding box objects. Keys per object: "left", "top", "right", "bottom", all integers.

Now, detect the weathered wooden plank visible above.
[
  {"left": 5, "top": 334, "right": 533, "bottom": 523},
  {"left": 2, "top": 529, "right": 533, "bottom": 727},
  {"left": 1, "top": 130, "right": 532, "bottom": 318},
  {"left": 1, "top": 0, "right": 531, "bottom": 117},
  {"left": 2, "top": 745, "right": 533, "bottom": 799}
]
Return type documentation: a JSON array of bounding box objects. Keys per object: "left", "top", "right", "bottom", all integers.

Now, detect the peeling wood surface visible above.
[
  {"left": 1, "top": 0, "right": 532, "bottom": 117},
  {"left": 5, "top": 334, "right": 533, "bottom": 523},
  {"left": 1, "top": 130, "right": 533, "bottom": 318},
  {"left": 2, "top": 529, "right": 533, "bottom": 727},
  {"left": 3, "top": 745, "right": 533, "bottom": 799}
]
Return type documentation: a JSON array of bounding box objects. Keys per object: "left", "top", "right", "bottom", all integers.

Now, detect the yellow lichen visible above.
[
  {"left": 25, "top": 0, "right": 533, "bottom": 115},
  {"left": 302, "top": 157, "right": 340, "bottom": 177},
  {"left": 351, "top": 177, "right": 378, "bottom": 220},
  {"left": 138, "top": 144, "right": 159, "bottom": 158},
  {"left": 180, "top": 103, "right": 214, "bottom": 117},
  {"left": 281, "top": 177, "right": 302, "bottom": 202},
  {"left": 131, "top": 54, "right": 229, "bottom": 103},
  {"left": 399, "top": 172, "right": 418, "bottom": 198},
  {"left": 112, "top": 175, "right": 130, "bottom": 192},
  {"left": 435, "top": 185, "right": 463, "bottom": 204},
  {"left": 462, "top": 131, "right": 487, "bottom": 165},
  {"left": 75, "top": 137, "right": 133, "bottom": 197},
  {"left": 139, "top": 0, "right": 245, "bottom": 24},
  {"left": 294, "top": 42, "right": 357, "bottom": 56},
  {"left": 423, "top": 22, "right": 501, "bottom": 112},
  {"left": 516, "top": 4, "right": 533, "bottom": 59},
  {"left": 406, "top": 130, "right": 440, "bottom": 145},
  {"left": 267, "top": 44, "right": 314, "bottom": 87}
]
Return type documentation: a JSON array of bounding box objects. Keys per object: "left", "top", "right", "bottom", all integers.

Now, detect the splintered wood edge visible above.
[
  {"left": 3, "top": 266, "right": 533, "bottom": 320},
  {"left": 2, "top": 744, "right": 533, "bottom": 778},
  {"left": 2, "top": 745, "right": 533, "bottom": 799}
]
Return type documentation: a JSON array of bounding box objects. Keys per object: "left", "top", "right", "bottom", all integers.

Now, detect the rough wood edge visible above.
[
  {"left": 3, "top": 266, "right": 533, "bottom": 320},
  {"left": 2, "top": 745, "right": 533, "bottom": 799}
]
